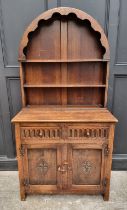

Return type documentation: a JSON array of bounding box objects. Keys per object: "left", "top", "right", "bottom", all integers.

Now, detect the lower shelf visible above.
[
  {"left": 27, "top": 104, "right": 104, "bottom": 108},
  {"left": 25, "top": 87, "right": 105, "bottom": 107}
]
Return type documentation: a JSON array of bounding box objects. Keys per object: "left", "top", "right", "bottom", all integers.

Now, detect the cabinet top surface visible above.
[{"left": 12, "top": 107, "right": 117, "bottom": 123}]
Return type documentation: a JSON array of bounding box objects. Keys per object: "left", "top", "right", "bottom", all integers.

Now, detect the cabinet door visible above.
[
  {"left": 68, "top": 143, "right": 106, "bottom": 193},
  {"left": 22, "top": 144, "right": 62, "bottom": 193}
]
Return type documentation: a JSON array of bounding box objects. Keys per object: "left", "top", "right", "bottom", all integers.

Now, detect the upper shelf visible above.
[
  {"left": 22, "top": 59, "right": 109, "bottom": 63},
  {"left": 23, "top": 84, "right": 106, "bottom": 88}
]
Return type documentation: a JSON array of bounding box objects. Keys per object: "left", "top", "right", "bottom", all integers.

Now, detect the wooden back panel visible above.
[
  {"left": 67, "top": 18, "right": 104, "bottom": 59},
  {"left": 20, "top": 12, "right": 109, "bottom": 107},
  {"left": 26, "top": 19, "right": 61, "bottom": 60}
]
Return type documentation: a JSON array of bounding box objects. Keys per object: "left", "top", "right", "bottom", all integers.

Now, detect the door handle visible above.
[
  {"left": 57, "top": 161, "right": 72, "bottom": 173},
  {"left": 63, "top": 161, "right": 72, "bottom": 171},
  {"left": 57, "top": 165, "right": 67, "bottom": 173},
  {"left": 63, "top": 161, "right": 68, "bottom": 165}
]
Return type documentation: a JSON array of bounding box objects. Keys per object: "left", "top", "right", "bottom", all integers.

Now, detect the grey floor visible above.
[{"left": 0, "top": 171, "right": 127, "bottom": 210}]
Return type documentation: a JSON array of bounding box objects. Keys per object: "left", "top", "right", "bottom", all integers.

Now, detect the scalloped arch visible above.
[{"left": 19, "top": 7, "right": 110, "bottom": 61}]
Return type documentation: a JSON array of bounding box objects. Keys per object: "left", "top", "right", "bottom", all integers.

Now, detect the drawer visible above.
[
  {"left": 21, "top": 126, "right": 62, "bottom": 140},
  {"left": 20, "top": 123, "right": 110, "bottom": 141},
  {"left": 67, "top": 125, "right": 109, "bottom": 140}
]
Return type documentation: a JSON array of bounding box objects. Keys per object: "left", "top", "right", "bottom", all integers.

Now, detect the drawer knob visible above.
[
  {"left": 39, "top": 132, "right": 43, "bottom": 137},
  {"left": 86, "top": 131, "right": 90, "bottom": 136},
  {"left": 58, "top": 166, "right": 61, "bottom": 171}
]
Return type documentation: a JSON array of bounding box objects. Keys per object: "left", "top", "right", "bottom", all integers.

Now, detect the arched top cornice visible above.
[{"left": 19, "top": 7, "right": 110, "bottom": 61}]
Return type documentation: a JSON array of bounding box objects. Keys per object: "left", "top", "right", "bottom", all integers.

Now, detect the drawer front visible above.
[
  {"left": 20, "top": 124, "right": 110, "bottom": 141},
  {"left": 67, "top": 126, "right": 109, "bottom": 140},
  {"left": 21, "top": 126, "right": 62, "bottom": 140}
]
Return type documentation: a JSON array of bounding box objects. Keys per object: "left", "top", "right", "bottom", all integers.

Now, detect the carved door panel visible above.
[
  {"left": 68, "top": 144, "right": 105, "bottom": 192},
  {"left": 22, "top": 144, "right": 62, "bottom": 193},
  {"left": 21, "top": 143, "right": 106, "bottom": 193}
]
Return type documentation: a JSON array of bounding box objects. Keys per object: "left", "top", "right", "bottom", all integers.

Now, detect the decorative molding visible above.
[
  {"left": 0, "top": 1, "right": 110, "bottom": 66},
  {"left": 0, "top": 155, "right": 126, "bottom": 171},
  {"left": 0, "top": 101, "right": 6, "bottom": 156},
  {"left": 0, "top": 0, "right": 8, "bottom": 67},
  {"left": 21, "top": 126, "right": 109, "bottom": 140},
  {"left": 112, "top": 154, "right": 127, "bottom": 170},
  {"left": 57, "top": 0, "right": 61, "bottom": 7},
  {"left": 112, "top": 74, "right": 127, "bottom": 112},
  {"left": 68, "top": 127, "right": 109, "bottom": 140},
  {"left": 19, "top": 144, "right": 25, "bottom": 156},
  {"left": 111, "top": 75, "right": 127, "bottom": 164},
  {"left": 47, "top": 0, "right": 57, "bottom": 9},
  {"left": 114, "top": 0, "right": 127, "bottom": 66},
  {"left": 6, "top": 77, "right": 20, "bottom": 118},
  {"left": 104, "top": 0, "right": 110, "bottom": 36},
  {"left": 6, "top": 77, "right": 21, "bottom": 157},
  {"left": 19, "top": 7, "right": 110, "bottom": 61},
  {"left": 114, "top": 0, "right": 122, "bottom": 65},
  {"left": 0, "top": 157, "right": 17, "bottom": 170},
  {"left": 0, "top": 0, "right": 19, "bottom": 68},
  {"left": 1, "top": 155, "right": 126, "bottom": 170},
  {"left": 56, "top": 0, "right": 110, "bottom": 36},
  {"left": 44, "top": 0, "right": 48, "bottom": 10},
  {"left": 21, "top": 127, "right": 61, "bottom": 140}
]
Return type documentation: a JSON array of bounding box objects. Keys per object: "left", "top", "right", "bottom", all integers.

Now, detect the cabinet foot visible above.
[
  {"left": 21, "top": 196, "right": 26, "bottom": 201},
  {"left": 20, "top": 193, "right": 26, "bottom": 201},
  {"left": 20, "top": 186, "right": 26, "bottom": 201},
  {"left": 103, "top": 191, "right": 109, "bottom": 201}
]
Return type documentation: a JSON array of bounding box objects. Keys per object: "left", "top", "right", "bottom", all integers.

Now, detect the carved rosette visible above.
[
  {"left": 82, "top": 160, "right": 93, "bottom": 175},
  {"left": 37, "top": 159, "right": 48, "bottom": 174}
]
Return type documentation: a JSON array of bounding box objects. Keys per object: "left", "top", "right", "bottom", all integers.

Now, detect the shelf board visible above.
[
  {"left": 26, "top": 104, "right": 104, "bottom": 108},
  {"left": 24, "top": 84, "right": 106, "bottom": 88},
  {"left": 22, "top": 59, "right": 109, "bottom": 63}
]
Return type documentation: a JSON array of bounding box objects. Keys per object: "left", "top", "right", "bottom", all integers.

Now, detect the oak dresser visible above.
[{"left": 12, "top": 7, "right": 118, "bottom": 201}]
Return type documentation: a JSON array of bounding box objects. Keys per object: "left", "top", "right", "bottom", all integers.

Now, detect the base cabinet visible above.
[{"left": 15, "top": 122, "right": 115, "bottom": 201}]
